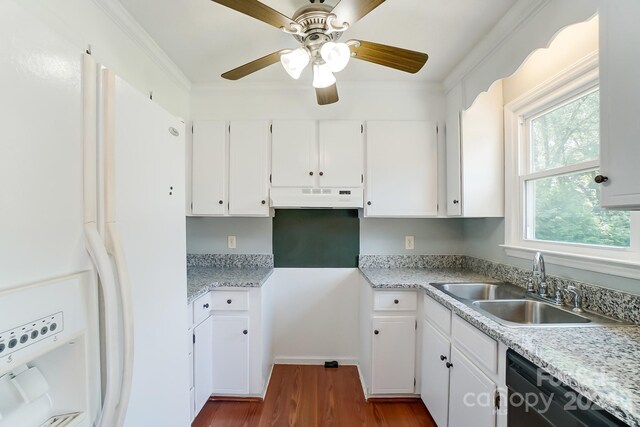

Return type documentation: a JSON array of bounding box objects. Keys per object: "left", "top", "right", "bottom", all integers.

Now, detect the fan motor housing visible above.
[{"left": 292, "top": 4, "right": 342, "bottom": 43}]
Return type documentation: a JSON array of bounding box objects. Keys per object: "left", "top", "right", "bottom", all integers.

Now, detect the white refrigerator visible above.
[{"left": 0, "top": 2, "right": 191, "bottom": 426}]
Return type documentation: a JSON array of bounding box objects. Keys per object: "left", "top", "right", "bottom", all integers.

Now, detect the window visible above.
[{"left": 504, "top": 56, "right": 640, "bottom": 276}]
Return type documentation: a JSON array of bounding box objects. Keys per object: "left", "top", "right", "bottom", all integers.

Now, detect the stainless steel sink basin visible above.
[
  {"left": 472, "top": 300, "right": 591, "bottom": 326},
  {"left": 432, "top": 282, "right": 527, "bottom": 301}
]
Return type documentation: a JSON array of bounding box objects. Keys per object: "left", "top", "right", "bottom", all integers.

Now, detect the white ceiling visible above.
[{"left": 119, "top": 0, "right": 517, "bottom": 85}]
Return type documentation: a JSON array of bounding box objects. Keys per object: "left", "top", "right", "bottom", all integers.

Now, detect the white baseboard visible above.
[
  {"left": 273, "top": 356, "right": 359, "bottom": 365},
  {"left": 356, "top": 364, "right": 368, "bottom": 399}
]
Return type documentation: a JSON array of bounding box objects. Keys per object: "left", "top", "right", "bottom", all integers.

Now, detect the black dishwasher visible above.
[{"left": 506, "top": 350, "right": 628, "bottom": 426}]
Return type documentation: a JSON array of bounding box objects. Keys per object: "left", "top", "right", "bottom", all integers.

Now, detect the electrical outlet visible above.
[
  {"left": 227, "top": 235, "right": 237, "bottom": 249},
  {"left": 405, "top": 235, "right": 415, "bottom": 250}
]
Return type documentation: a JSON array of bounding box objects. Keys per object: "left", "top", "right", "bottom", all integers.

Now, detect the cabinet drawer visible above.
[
  {"left": 211, "top": 290, "right": 249, "bottom": 311},
  {"left": 424, "top": 295, "right": 452, "bottom": 335},
  {"left": 373, "top": 291, "right": 417, "bottom": 311},
  {"left": 451, "top": 314, "right": 498, "bottom": 375},
  {"left": 192, "top": 293, "right": 212, "bottom": 325}
]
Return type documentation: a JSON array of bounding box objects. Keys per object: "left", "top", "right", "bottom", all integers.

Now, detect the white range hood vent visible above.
[{"left": 270, "top": 187, "right": 364, "bottom": 209}]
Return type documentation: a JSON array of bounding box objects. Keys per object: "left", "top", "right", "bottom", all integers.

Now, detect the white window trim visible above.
[{"left": 503, "top": 51, "right": 640, "bottom": 279}]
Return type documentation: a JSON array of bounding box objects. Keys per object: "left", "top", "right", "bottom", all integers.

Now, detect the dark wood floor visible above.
[{"left": 192, "top": 365, "right": 437, "bottom": 427}]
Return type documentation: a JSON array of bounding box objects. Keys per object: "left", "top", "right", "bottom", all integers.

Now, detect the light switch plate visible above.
[
  {"left": 405, "top": 235, "right": 415, "bottom": 250},
  {"left": 227, "top": 235, "right": 237, "bottom": 249}
]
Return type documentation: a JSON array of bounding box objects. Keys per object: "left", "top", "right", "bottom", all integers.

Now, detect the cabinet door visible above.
[
  {"left": 212, "top": 316, "right": 250, "bottom": 395},
  {"left": 600, "top": 0, "right": 640, "bottom": 209},
  {"left": 448, "top": 346, "right": 497, "bottom": 427},
  {"left": 318, "top": 121, "right": 363, "bottom": 188},
  {"left": 193, "top": 316, "right": 214, "bottom": 414},
  {"left": 271, "top": 120, "right": 317, "bottom": 187},
  {"left": 371, "top": 316, "right": 416, "bottom": 394},
  {"left": 422, "top": 320, "right": 451, "bottom": 427},
  {"left": 192, "top": 121, "right": 227, "bottom": 215},
  {"left": 366, "top": 121, "right": 438, "bottom": 217},
  {"left": 229, "top": 121, "right": 270, "bottom": 216}
]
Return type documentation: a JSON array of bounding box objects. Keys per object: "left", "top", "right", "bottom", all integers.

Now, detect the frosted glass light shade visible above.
[
  {"left": 320, "top": 42, "right": 351, "bottom": 72},
  {"left": 312, "top": 64, "right": 336, "bottom": 89},
  {"left": 280, "top": 48, "right": 310, "bottom": 79}
]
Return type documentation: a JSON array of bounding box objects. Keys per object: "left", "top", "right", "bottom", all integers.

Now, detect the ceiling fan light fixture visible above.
[
  {"left": 312, "top": 64, "right": 336, "bottom": 89},
  {"left": 280, "top": 47, "right": 310, "bottom": 79},
  {"left": 320, "top": 42, "right": 351, "bottom": 72}
]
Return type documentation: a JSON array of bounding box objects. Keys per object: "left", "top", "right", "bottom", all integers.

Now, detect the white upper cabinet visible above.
[
  {"left": 228, "top": 121, "right": 270, "bottom": 216},
  {"left": 271, "top": 120, "right": 364, "bottom": 189},
  {"left": 271, "top": 120, "right": 317, "bottom": 188},
  {"left": 446, "top": 81, "right": 504, "bottom": 217},
  {"left": 191, "top": 120, "right": 269, "bottom": 217},
  {"left": 318, "top": 121, "right": 363, "bottom": 188},
  {"left": 599, "top": 0, "right": 640, "bottom": 209},
  {"left": 365, "top": 121, "right": 438, "bottom": 217},
  {"left": 192, "top": 121, "right": 227, "bottom": 215}
]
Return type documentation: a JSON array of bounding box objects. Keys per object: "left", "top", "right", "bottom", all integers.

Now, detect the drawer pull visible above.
[
  {"left": 227, "top": 299, "right": 232, "bottom": 304},
  {"left": 203, "top": 303, "right": 210, "bottom": 309},
  {"left": 374, "top": 330, "right": 379, "bottom": 335},
  {"left": 440, "top": 355, "right": 447, "bottom": 361},
  {"left": 243, "top": 330, "right": 248, "bottom": 335},
  {"left": 394, "top": 299, "right": 399, "bottom": 304},
  {"left": 446, "top": 362, "right": 453, "bottom": 369}
]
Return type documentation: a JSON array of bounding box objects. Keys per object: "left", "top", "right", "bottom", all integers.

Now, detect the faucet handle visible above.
[
  {"left": 527, "top": 277, "right": 535, "bottom": 293},
  {"left": 554, "top": 286, "right": 565, "bottom": 305}
]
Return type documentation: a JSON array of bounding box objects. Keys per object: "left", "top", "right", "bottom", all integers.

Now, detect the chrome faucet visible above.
[{"left": 532, "top": 252, "right": 548, "bottom": 297}]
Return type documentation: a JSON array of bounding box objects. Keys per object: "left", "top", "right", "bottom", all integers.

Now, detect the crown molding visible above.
[
  {"left": 443, "top": 0, "right": 550, "bottom": 93},
  {"left": 191, "top": 80, "right": 444, "bottom": 94},
  {"left": 90, "top": 0, "right": 191, "bottom": 92}
]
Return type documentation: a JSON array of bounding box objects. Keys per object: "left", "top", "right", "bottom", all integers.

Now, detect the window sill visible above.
[{"left": 501, "top": 244, "right": 640, "bottom": 280}]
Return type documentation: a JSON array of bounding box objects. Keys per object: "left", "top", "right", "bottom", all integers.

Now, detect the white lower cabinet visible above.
[
  {"left": 448, "top": 347, "right": 497, "bottom": 427},
  {"left": 421, "top": 320, "right": 451, "bottom": 427},
  {"left": 422, "top": 295, "right": 502, "bottom": 427},
  {"left": 211, "top": 315, "right": 250, "bottom": 395},
  {"left": 193, "top": 315, "right": 214, "bottom": 415},
  {"left": 371, "top": 315, "right": 416, "bottom": 394}
]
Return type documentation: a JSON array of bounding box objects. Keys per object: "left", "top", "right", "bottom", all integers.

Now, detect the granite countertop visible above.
[
  {"left": 187, "top": 267, "right": 274, "bottom": 303},
  {"left": 360, "top": 267, "right": 640, "bottom": 427}
]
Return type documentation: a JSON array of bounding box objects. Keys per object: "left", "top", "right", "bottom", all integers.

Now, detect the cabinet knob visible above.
[
  {"left": 367, "top": 201, "right": 372, "bottom": 206},
  {"left": 261, "top": 200, "right": 266, "bottom": 205},
  {"left": 440, "top": 355, "right": 447, "bottom": 361},
  {"left": 453, "top": 200, "right": 459, "bottom": 204},
  {"left": 394, "top": 299, "right": 399, "bottom": 304},
  {"left": 218, "top": 200, "right": 223, "bottom": 205},
  {"left": 309, "top": 171, "right": 314, "bottom": 176},
  {"left": 446, "top": 362, "right": 453, "bottom": 369},
  {"left": 243, "top": 330, "right": 248, "bottom": 335},
  {"left": 374, "top": 330, "right": 379, "bottom": 335},
  {"left": 594, "top": 175, "right": 609, "bottom": 184},
  {"left": 319, "top": 171, "right": 324, "bottom": 176},
  {"left": 203, "top": 303, "right": 209, "bottom": 309},
  {"left": 227, "top": 299, "right": 232, "bottom": 304}
]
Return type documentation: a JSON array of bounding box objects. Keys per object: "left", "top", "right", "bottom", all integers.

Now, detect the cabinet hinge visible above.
[
  {"left": 228, "top": 124, "right": 231, "bottom": 133},
  {"left": 415, "top": 320, "right": 417, "bottom": 330},
  {"left": 361, "top": 124, "right": 364, "bottom": 133},
  {"left": 414, "top": 378, "right": 416, "bottom": 387},
  {"left": 436, "top": 124, "right": 439, "bottom": 135},
  {"left": 269, "top": 174, "right": 272, "bottom": 183},
  {"left": 190, "top": 202, "right": 193, "bottom": 210},
  {"left": 494, "top": 391, "right": 501, "bottom": 410},
  {"left": 270, "top": 124, "right": 273, "bottom": 133},
  {"left": 361, "top": 174, "right": 364, "bottom": 184},
  {"left": 191, "top": 125, "right": 194, "bottom": 134},
  {"left": 192, "top": 334, "right": 195, "bottom": 344}
]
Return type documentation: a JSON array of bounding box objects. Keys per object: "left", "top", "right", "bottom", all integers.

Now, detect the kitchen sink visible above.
[
  {"left": 432, "top": 282, "right": 527, "bottom": 301},
  {"left": 472, "top": 300, "right": 591, "bottom": 326}
]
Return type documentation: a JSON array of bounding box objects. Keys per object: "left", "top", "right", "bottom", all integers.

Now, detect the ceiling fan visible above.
[{"left": 210, "top": 0, "right": 429, "bottom": 105}]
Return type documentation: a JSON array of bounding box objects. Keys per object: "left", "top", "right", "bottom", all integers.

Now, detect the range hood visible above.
[{"left": 270, "top": 187, "right": 364, "bottom": 208}]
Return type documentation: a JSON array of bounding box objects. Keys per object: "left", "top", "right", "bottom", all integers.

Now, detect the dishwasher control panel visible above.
[{"left": 0, "top": 312, "right": 64, "bottom": 359}]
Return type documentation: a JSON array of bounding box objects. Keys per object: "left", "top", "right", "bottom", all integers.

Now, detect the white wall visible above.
[
  {"left": 186, "top": 217, "right": 272, "bottom": 254},
  {"left": 21, "top": 0, "right": 190, "bottom": 118},
  {"left": 268, "top": 269, "right": 361, "bottom": 364}
]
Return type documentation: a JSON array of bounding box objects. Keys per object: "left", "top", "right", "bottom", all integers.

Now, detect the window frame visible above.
[{"left": 503, "top": 52, "right": 640, "bottom": 278}]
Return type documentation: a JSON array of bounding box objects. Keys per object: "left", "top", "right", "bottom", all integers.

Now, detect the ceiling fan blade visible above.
[
  {"left": 221, "top": 51, "right": 284, "bottom": 80},
  {"left": 316, "top": 84, "right": 339, "bottom": 105},
  {"left": 348, "top": 40, "right": 428, "bottom": 74},
  {"left": 210, "top": 0, "right": 295, "bottom": 31},
  {"left": 330, "top": 0, "right": 386, "bottom": 27}
]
